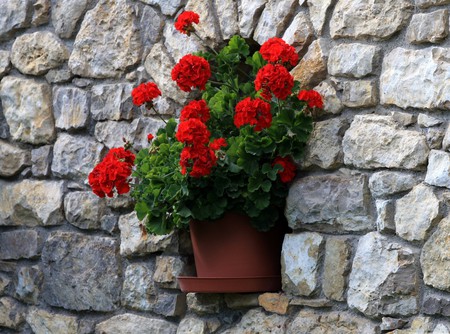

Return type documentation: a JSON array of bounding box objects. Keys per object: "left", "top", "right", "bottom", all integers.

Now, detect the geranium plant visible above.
[{"left": 89, "top": 11, "right": 323, "bottom": 235}]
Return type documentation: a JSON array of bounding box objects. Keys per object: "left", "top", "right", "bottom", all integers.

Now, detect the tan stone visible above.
[
  {"left": 323, "top": 237, "right": 351, "bottom": 301},
  {"left": 258, "top": 293, "right": 289, "bottom": 315},
  {"left": 26, "top": 307, "right": 78, "bottom": 334}
]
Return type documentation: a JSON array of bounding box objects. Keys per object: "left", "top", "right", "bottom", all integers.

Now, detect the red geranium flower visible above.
[
  {"left": 175, "top": 11, "right": 200, "bottom": 35},
  {"left": 210, "top": 138, "right": 227, "bottom": 150},
  {"left": 176, "top": 118, "right": 210, "bottom": 145},
  {"left": 298, "top": 90, "right": 324, "bottom": 109},
  {"left": 272, "top": 156, "right": 296, "bottom": 183},
  {"left": 131, "top": 82, "right": 161, "bottom": 107},
  {"left": 234, "top": 97, "right": 272, "bottom": 131},
  {"left": 171, "top": 55, "right": 211, "bottom": 92},
  {"left": 260, "top": 37, "right": 299, "bottom": 67},
  {"left": 147, "top": 133, "right": 154, "bottom": 142},
  {"left": 180, "top": 145, "right": 217, "bottom": 177},
  {"left": 255, "top": 64, "right": 294, "bottom": 100},
  {"left": 180, "top": 99, "right": 210, "bottom": 123}
]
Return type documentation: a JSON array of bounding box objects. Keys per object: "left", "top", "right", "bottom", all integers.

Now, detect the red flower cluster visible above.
[
  {"left": 234, "top": 97, "right": 272, "bottom": 131},
  {"left": 272, "top": 156, "right": 296, "bottom": 183},
  {"left": 176, "top": 118, "right": 211, "bottom": 145},
  {"left": 180, "top": 100, "right": 210, "bottom": 123},
  {"left": 174, "top": 11, "right": 199, "bottom": 35},
  {"left": 171, "top": 55, "right": 211, "bottom": 92},
  {"left": 131, "top": 82, "right": 161, "bottom": 107},
  {"left": 180, "top": 145, "right": 218, "bottom": 177},
  {"left": 298, "top": 90, "right": 324, "bottom": 109},
  {"left": 260, "top": 37, "right": 299, "bottom": 67},
  {"left": 210, "top": 138, "right": 227, "bottom": 150},
  {"left": 255, "top": 64, "right": 294, "bottom": 100},
  {"left": 88, "top": 148, "right": 136, "bottom": 198}
]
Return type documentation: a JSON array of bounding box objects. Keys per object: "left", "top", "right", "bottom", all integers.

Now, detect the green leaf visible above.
[
  {"left": 135, "top": 201, "right": 149, "bottom": 221},
  {"left": 261, "top": 180, "right": 272, "bottom": 192}
]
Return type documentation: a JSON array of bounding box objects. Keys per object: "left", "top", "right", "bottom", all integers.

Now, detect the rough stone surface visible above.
[
  {"left": 238, "top": 0, "right": 267, "bottom": 38},
  {"left": 42, "top": 232, "right": 121, "bottom": 311},
  {"left": 423, "top": 294, "right": 450, "bottom": 317},
  {"left": 15, "top": 265, "right": 43, "bottom": 304},
  {"left": 31, "top": 0, "right": 49, "bottom": 26},
  {"left": 348, "top": 232, "right": 419, "bottom": 317},
  {"left": 369, "top": 171, "right": 421, "bottom": 198},
  {"left": 307, "top": 0, "right": 334, "bottom": 35},
  {"left": 138, "top": 5, "right": 164, "bottom": 56},
  {"left": 416, "top": 0, "right": 450, "bottom": 8},
  {"left": 0, "top": 297, "right": 26, "bottom": 329},
  {"left": 26, "top": 307, "right": 79, "bottom": 334},
  {"left": 292, "top": 39, "right": 329, "bottom": 89},
  {"left": 418, "top": 114, "right": 443, "bottom": 128},
  {"left": 153, "top": 292, "right": 186, "bottom": 317},
  {"left": 258, "top": 293, "right": 289, "bottom": 315},
  {"left": 0, "top": 274, "right": 10, "bottom": 294},
  {"left": 68, "top": 0, "right": 142, "bottom": 78},
  {"left": 381, "top": 47, "right": 450, "bottom": 110},
  {"left": 31, "top": 145, "right": 52, "bottom": 177},
  {"left": 0, "top": 140, "right": 30, "bottom": 177},
  {"left": 140, "top": 0, "right": 184, "bottom": 16},
  {"left": 0, "top": 76, "right": 55, "bottom": 144},
  {"left": 286, "top": 173, "right": 372, "bottom": 232},
  {"left": 313, "top": 81, "right": 343, "bottom": 114},
  {"left": 281, "top": 232, "right": 324, "bottom": 296},
  {"left": 427, "top": 128, "right": 445, "bottom": 150},
  {"left": 163, "top": 23, "right": 204, "bottom": 64},
  {"left": 330, "top": 0, "right": 413, "bottom": 40},
  {"left": 376, "top": 199, "right": 395, "bottom": 233},
  {"left": 421, "top": 216, "right": 450, "bottom": 292},
  {"left": 386, "top": 316, "right": 435, "bottom": 334},
  {"left": 45, "top": 69, "right": 73, "bottom": 83},
  {"left": 177, "top": 316, "right": 209, "bottom": 334},
  {"left": 91, "top": 83, "right": 133, "bottom": 121},
  {"left": 64, "top": 191, "right": 106, "bottom": 230},
  {"left": 11, "top": 31, "right": 69, "bottom": 75},
  {"left": 444, "top": 125, "right": 450, "bottom": 151},
  {"left": 289, "top": 297, "right": 332, "bottom": 308},
  {"left": 53, "top": 86, "right": 89, "bottom": 129},
  {"left": 425, "top": 150, "right": 450, "bottom": 189},
  {"left": 52, "top": 133, "right": 105, "bottom": 180},
  {"left": 185, "top": 0, "right": 221, "bottom": 46},
  {"left": 328, "top": 43, "right": 379, "bottom": 78},
  {"left": 0, "top": 50, "right": 11, "bottom": 77},
  {"left": 0, "top": 180, "right": 64, "bottom": 226},
  {"left": 282, "top": 12, "right": 314, "bottom": 55},
  {"left": 407, "top": 10, "right": 448, "bottom": 44},
  {"left": 222, "top": 308, "right": 287, "bottom": 334},
  {"left": 52, "top": 0, "right": 90, "bottom": 38},
  {"left": 94, "top": 119, "right": 140, "bottom": 149},
  {"left": 214, "top": 0, "right": 239, "bottom": 40},
  {"left": 323, "top": 237, "right": 351, "bottom": 301},
  {"left": 95, "top": 314, "right": 177, "bottom": 334},
  {"left": 395, "top": 184, "right": 441, "bottom": 242},
  {"left": 187, "top": 293, "right": 222, "bottom": 315},
  {"left": 381, "top": 317, "right": 408, "bottom": 331},
  {"left": 0, "top": 1, "right": 31, "bottom": 41},
  {"left": 0, "top": 230, "right": 42, "bottom": 260},
  {"left": 341, "top": 80, "right": 378, "bottom": 107},
  {"left": 154, "top": 256, "right": 191, "bottom": 289},
  {"left": 343, "top": 115, "right": 429, "bottom": 169},
  {"left": 121, "top": 263, "right": 156, "bottom": 311}
]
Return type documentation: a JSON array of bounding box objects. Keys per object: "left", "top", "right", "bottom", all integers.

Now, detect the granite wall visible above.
[{"left": 1, "top": 0, "right": 450, "bottom": 333}]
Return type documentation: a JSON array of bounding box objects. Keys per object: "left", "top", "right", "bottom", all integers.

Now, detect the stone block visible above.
[
  {"left": 214, "top": 0, "right": 239, "bottom": 40},
  {"left": 187, "top": 293, "right": 222, "bottom": 315},
  {"left": 53, "top": 86, "right": 89, "bottom": 130},
  {"left": 0, "top": 230, "right": 42, "bottom": 260},
  {"left": 376, "top": 199, "right": 395, "bottom": 233},
  {"left": 238, "top": 0, "right": 267, "bottom": 38},
  {"left": 307, "top": 0, "right": 334, "bottom": 35},
  {"left": 31, "top": 145, "right": 52, "bottom": 177},
  {"left": 0, "top": 140, "right": 30, "bottom": 177},
  {"left": 153, "top": 292, "right": 186, "bottom": 317},
  {"left": 323, "top": 237, "right": 352, "bottom": 301},
  {"left": 185, "top": 0, "right": 221, "bottom": 46},
  {"left": 328, "top": 43, "right": 379, "bottom": 78},
  {"left": 313, "top": 81, "right": 343, "bottom": 115},
  {"left": 15, "top": 265, "right": 43, "bottom": 304},
  {"left": 425, "top": 150, "right": 450, "bottom": 188},
  {"left": 407, "top": 9, "right": 448, "bottom": 44},
  {"left": 258, "top": 293, "right": 289, "bottom": 315},
  {"left": 121, "top": 263, "right": 156, "bottom": 311},
  {"left": 0, "top": 1, "right": 31, "bottom": 41},
  {"left": 341, "top": 80, "right": 378, "bottom": 107},
  {"left": 0, "top": 297, "right": 26, "bottom": 330},
  {"left": 95, "top": 314, "right": 177, "bottom": 334},
  {"left": 153, "top": 256, "right": 192, "bottom": 289},
  {"left": 64, "top": 191, "right": 106, "bottom": 230},
  {"left": 221, "top": 308, "right": 287, "bottom": 334},
  {"left": 52, "top": 0, "right": 90, "bottom": 38},
  {"left": 91, "top": 83, "right": 134, "bottom": 121},
  {"left": 369, "top": 171, "right": 421, "bottom": 198},
  {"left": 26, "top": 307, "right": 78, "bottom": 334}
]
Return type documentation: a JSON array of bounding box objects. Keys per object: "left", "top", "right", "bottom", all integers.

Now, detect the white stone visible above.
[
  {"left": 139, "top": 0, "right": 184, "bottom": 16},
  {"left": 0, "top": 1, "right": 30, "bottom": 41},
  {"left": 313, "top": 81, "right": 343, "bottom": 115},
  {"left": 416, "top": 0, "right": 450, "bottom": 9},
  {"left": 376, "top": 199, "right": 395, "bottom": 233},
  {"left": 185, "top": 0, "right": 221, "bottom": 46},
  {"left": 0, "top": 140, "right": 30, "bottom": 177},
  {"left": 53, "top": 87, "right": 89, "bottom": 129},
  {"left": 91, "top": 83, "right": 134, "bottom": 121},
  {"left": 341, "top": 80, "right": 378, "bottom": 107},
  {"left": 369, "top": 171, "right": 421, "bottom": 198},
  {"left": 407, "top": 10, "right": 449, "bottom": 44},
  {"left": 307, "top": 0, "right": 334, "bottom": 35},
  {"left": 238, "top": 0, "right": 267, "bottom": 38},
  {"left": 418, "top": 114, "right": 443, "bottom": 128},
  {"left": 163, "top": 23, "right": 204, "bottom": 63},
  {"left": 328, "top": 43, "right": 379, "bottom": 78},
  {"left": 214, "top": 0, "right": 239, "bottom": 40},
  {"left": 425, "top": 150, "right": 450, "bottom": 188},
  {"left": 282, "top": 12, "right": 314, "bottom": 55}
]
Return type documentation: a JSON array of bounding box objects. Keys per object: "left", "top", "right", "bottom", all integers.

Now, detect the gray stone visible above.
[
  {"left": 0, "top": 274, "right": 10, "bottom": 294},
  {"left": 68, "top": 0, "right": 142, "bottom": 78},
  {"left": 52, "top": 0, "right": 90, "bottom": 38},
  {"left": 72, "top": 78, "right": 92, "bottom": 88},
  {"left": 0, "top": 110, "right": 10, "bottom": 139},
  {"left": 138, "top": 5, "right": 164, "bottom": 55},
  {"left": 154, "top": 256, "right": 191, "bottom": 289},
  {"left": 64, "top": 191, "right": 106, "bottom": 229},
  {"left": 0, "top": 180, "right": 65, "bottom": 226},
  {"left": 381, "top": 317, "right": 408, "bottom": 331},
  {"left": 286, "top": 173, "right": 372, "bottom": 232},
  {"left": 164, "top": 19, "right": 205, "bottom": 63},
  {"left": 31, "top": 145, "right": 52, "bottom": 177},
  {"left": 418, "top": 114, "right": 443, "bottom": 128},
  {"left": 313, "top": 81, "right": 343, "bottom": 115},
  {"left": 421, "top": 216, "right": 450, "bottom": 292},
  {"left": 391, "top": 111, "right": 416, "bottom": 127},
  {"left": 177, "top": 317, "right": 208, "bottom": 334},
  {"left": 100, "top": 214, "right": 118, "bottom": 234},
  {"left": 281, "top": 232, "right": 324, "bottom": 296},
  {"left": 0, "top": 1, "right": 31, "bottom": 41},
  {"left": 425, "top": 150, "right": 450, "bottom": 188},
  {"left": 0, "top": 230, "right": 42, "bottom": 260},
  {"left": 307, "top": 0, "right": 334, "bottom": 35},
  {"left": 328, "top": 43, "right": 379, "bottom": 78},
  {"left": 11, "top": 31, "right": 69, "bottom": 75},
  {"left": 254, "top": 0, "right": 297, "bottom": 45},
  {"left": 0, "top": 261, "right": 17, "bottom": 273},
  {"left": 376, "top": 199, "right": 395, "bottom": 233},
  {"left": 423, "top": 294, "right": 450, "bottom": 317},
  {"left": 330, "top": 0, "right": 413, "bottom": 40},
  {"left": 133, "top": 117, "right": 166, "bottom": 150},
  {"left": 31, "top": 0, "right": 50, "bottom": 26},
  {"left": 0, "top": 76, "right": 55, "bottom": 144},
  {"left": 222, "top": 308, "right": 287, "bottom": 334},
  {"left": 323, "top": 237, "right": 351, "bottom": 301},
  {"left": 238, "top": 0, "right": 267, "bottom": 38},
  {"left": 118, "top": 212, "right": 179, "bottom": 256},
  {"left": 386, "top": 316, "right": 435, "bottom": 334},
  {"left": 341, "top": 80, "right": 378, "bottom": 107},
  {"left": 348, "top": 232, "right": 418, "bottom": 317},
  {"left": 91, "top": 83, "right": 133, "bottom": 121},
  {"left": 443, "top": 125, "right": 450, "bottom": 151},
  {"left": 395, "top": 184, "right": 441, "bottom": 242},
  {"left": 288, "top": 309, "right": 380, "bottom": 334},
  {"left": 106, "top": 193, "right": 135, "bottom": 209},
  {"left": 26, "top": 307, "right": 79, "bottom": 334},
  {"left": 42, "top": 232, "right": 121, "bottom": 311},
  {"left": 0, "top": 50, "right": 11, "bottom": 77},
  {"left": 15, "top": 265, "right": 43, "bottom": 304},
  {"left": 140, "top": 0, "right": 184, "bottom": 16},
  {"left": 153, "top": 292, "right": 186, "bottom": 317},
  {"left": 407, "top": 10, "right": 448, "bottom": 44},
  {"left": 416, "top": 0, "right": 450, "bottom": 8},
  {"left": 0, "top": 140, "right": 30, "bottom": 177},
  {"left": 53, "top": 86, "right": 89, "bottom": 130},
  {"left": 426, "top": 128, "right": 445, "bottom": 150},
  {"left": 121, "top": 263, "right": 156, "bottom": 311},
  {"left": 282, "top": 12, "right": 314, "bottom": 55},
  {"left": 380, "top": 47, "right": 450, "bottom": 110},
  {"left": 45, "top": 69, "right": 73, "bottom": 83},
  {"left": 187, "top": 293, "right": 222, "bottom": 315},
  {"left": 96, "top": 314, "right": 177, "bottom": 334},
  {"left": 185, "top": 0, "right": 221, "bottom": 47},
  {"left": 289, "top": 297, "right": 332, "bottom": 308},
  {"left": 303, "top": 118, "right": 347, "bottom": 169},
  {"left": 343, "top": 115, "right": 429, "bottom": 169},
  {"left": 52, "top": 133, "right": 105, "bottom": 181},
  {"left": 0, "top": 297, "right": 25, "bottom": 329},
  {"left": 369, "top": 171, "right": 421, "bottom": 198},
  {"left": 224, "top": 294, "right": 259, "bottom": 309},
  {"left": 214, "top": 0, "right": 239, "bottom": 40},
  {"left": 434, "top": 324, "right": 450, "bottom": 334}
]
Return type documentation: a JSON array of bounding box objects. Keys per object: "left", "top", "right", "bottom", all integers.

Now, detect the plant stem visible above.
[
  {"left": 151, "top": 106, "right": 167, "bottom": 124},
  {"left": 192, "top": 31, "right": 219, "bottom": 56}
]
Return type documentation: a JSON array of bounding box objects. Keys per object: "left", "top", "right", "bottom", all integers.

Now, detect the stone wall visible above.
[{"left": 1, "top": 0, "right": 450, "bottom": 333}]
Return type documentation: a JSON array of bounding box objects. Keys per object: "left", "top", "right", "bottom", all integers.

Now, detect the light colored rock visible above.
[
  {"left": 253, "top": 0, "right": 297, "bottom": 45},
  {"left": 421, "top": 216, "right": 450, "bottom": 292},
  {"left": 121, "top": 263, "right": 156, "bottom": 311},
  {"left": 214, "top": 0, "right": 239, "bottom": 40},
  {"left": 303, "top": 118, "right": 347, "bottom": 169},
  {"left": 444, "top": 125, "right": 450, "bottom": 151},
  {"left": 348, "top": 232, "right": 418, "bottom": 317},
  {"left": 95, "top": 314, "right": 177, "bottom": 334},
  {"left": 328, "top": 43, "right": 379, "bottom": 78},
  {"left": 187, "top": 293, "right": 222, "bottom": 315},
  {"left": 163, "top": 23, "right": 204, "bottom": 63},
  {"left": 0, "top": 140, "right": 30, "bottom": 177},
  {"left": 31, "top": 0, "right": 50, "bottom": 26},
  {"left": 391, "top": 111, "right": 416, "bottom": 127},
  {"left": 0, "top": 1, "right": 31, "bottom": 41},
  {"left": 154, "top": 256, "right": 191, "bottom": 289},
  {"left": 0, "top": 230, "right": 42, "bottom": 260},
  {"left": 313, "top": 81, "right": 343, "bottom": 114},
  {"left": 52, "top": 0, "right": 89, "bottom": 38},
  {"left": 386, "top": 316, "right": 434, "bottom": 334},
  {"left": 53, "top": 86, "right": 89, "bottom": 129},
  {"left": 138, "top": 5, "right": 164, "bottom": 55},
  {"left": 323, "top": 237, "right": 351, "bottom": 301},
  {"left": 26, "top": 307, "right": 78, "bottom": 334},
  {"left": 282, "top": 12, "right": 314, "bottom": 55},
  {"left": 330, "top": 0, "right": 413, "bottom": 40},
  {"left": 286, "top": 173, "right": 372, "bottom": 232},
  {"left": 425, "top": 150, "right": 450, "bottom": 188},
  {"left": 0, "top": 180, "right": 64, "bottom": 226},
  {"left": 238, "top": 0, "right": 267, "bottom": 38},
  {"left": 68, "top": 0, "right": 142, "bottom": 78},
  {"left": 52, "top": 133, "right": 105, "bottom": 181},
  {"left": 258, "top": 293, "right": 289, "bottom": 315},
  {"left": 341, "top": 80, "right": 378, "bottom": 107},
  {"left": 376, "top": 199, "right": 395, "bottom": 233},
  {"left": 140, "top": 0, "right": 184, "bottom": 16},
  {"left": 185, "top": 0, "right": 221, "bottom": 46},
  {"left": 381, "top": 317, "right": 408, "bottom": 331},
  {"left": 0, "top": 76, "right": 55, "bottom": 144},
  {"left": 381, "top": 47, "right": 450, "bottom": 110},
  {"left": 91, "top": 83, "right": 133, "bottom": 121},
  {"left": 369, "top": 171, "right": 421, "bottom": 198},
  {"left": 31, "top": 145, "right": 52, "bottom": 177},
  {"left": 281, "top": 232, "right": 324, "bottom": 296},
  {"left": 291, "top": 39, "right": 329, "bottom": 89},
  {"left": 15, "top": 266, "right": 43, "bottom": 304},
  {"left": 64, "top": 191, "right": 106, "bottom": 230},
  {"left": 0, "top": 50, "right": 11, "bottom": 77},
  {"left": 395, "top": 184, "right": 441, "bottom": 241},
  {"left": 416, "top": 0, "right": 450, "bottom": 9},
  {"left": 45, "top": 69, "right": 73, "bottom": 83},
  {"left": 407, "top": 10, "right": 448, "bottom": 44},
  {"left": 418, "top": 114, "right": 443, "bottom": 128},
  {"left": 0, "top": 297, "right": 25, "bottom": 329},
  {"left": 343, "top": 115, "right": 429, "bottom": 169},
  {"left": 177, "top": 316, "right": 208, "bottom": 334},
  {"left": 307, "top": 0, "right": 334, "bottom": 35},
  {"left": 428, "top": 128, "right": 445, "bottom": 149},
  {"left": 221, "top": 308, "right": 287, "bottom": 334}
]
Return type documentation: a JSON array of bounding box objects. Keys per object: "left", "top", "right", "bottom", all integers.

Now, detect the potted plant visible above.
[{"left": 88, "top": 11, "right": 323, "bottom": 293}]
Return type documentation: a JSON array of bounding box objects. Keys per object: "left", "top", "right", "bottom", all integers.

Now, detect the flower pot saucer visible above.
[{"left": 177, "top": 276, "right": 281, "bottom": 293}]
